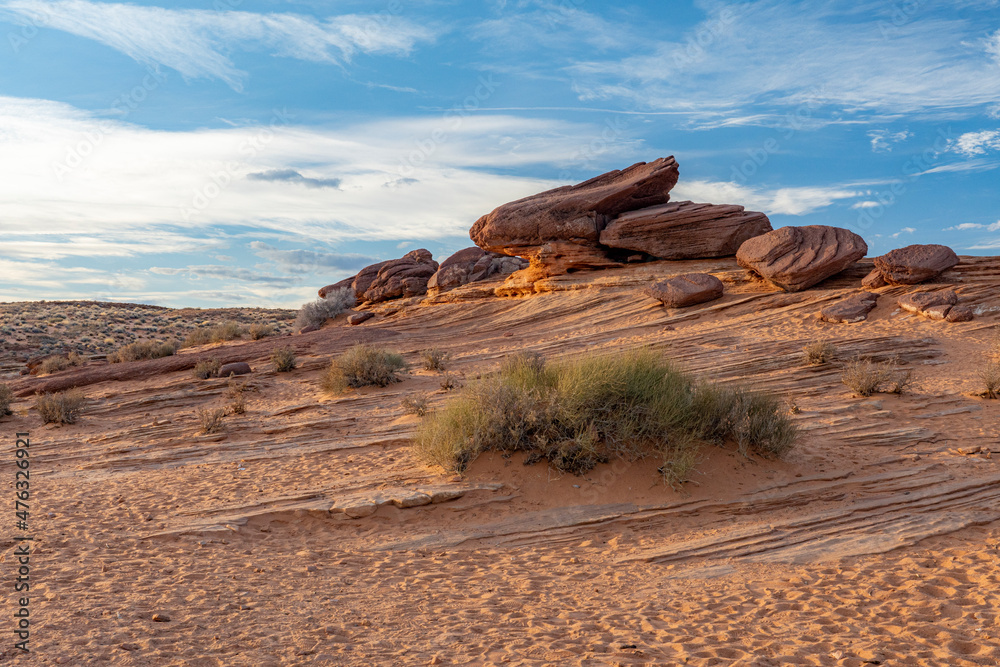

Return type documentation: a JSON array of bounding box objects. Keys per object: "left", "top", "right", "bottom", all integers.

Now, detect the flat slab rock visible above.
[
  {"left": 820, "top": 292, "right": 879, "bottom": 324},
  {"left": 600, "top": 201, "right": 771, "bottom": 259},
  {"left": 330, "top": 486, "right": 470, "bottom": 519},
  {"left": 647, "top": 273, "right": 724, "bottom": 308},
  {"left": 347, "top": 312, "right": 374, "bottom": 325},
  {"left": 736, "top": 225, "right": 868, "bottom": 292},
  {"left": 873, "top": 244, "right": 959, "bottom": 285},
  {"left": 898, "top": 290, "right": 963, "bottom": 320}
]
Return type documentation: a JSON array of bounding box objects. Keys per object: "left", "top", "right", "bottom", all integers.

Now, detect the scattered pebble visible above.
[{"left": 151, "top": 613, "right": 171, "bottom": 622}]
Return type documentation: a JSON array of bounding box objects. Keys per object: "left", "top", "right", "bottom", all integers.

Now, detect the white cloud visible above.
[
  {"left": 0, "top": 0, "right": 435, "bottom": 90},
  {"left": 915, "top": 158, "right": 1000, "bottom": 175},
  {"left": 991, "top": 221, "right": 1000, "bottom": 232},
  {"left": 948, "top": 130, "right": 1000, "bottom": 157},
  {"left": 890, "top": 227, "right": 916, "bottom": 238},
  {"left": 851, "top": 201, "right": 880, "bottom": 209},
  {"left": 569, "top": 1, "right": 1000, "bottom": 117},
  {"left": 0, "top": 95, "right": 648, "bottom": 258},
  {"left": 672, "top": 180, "right": 860, "bottom": 216},
  {"left": 943, "top": 223, "right": 985, "bottom": 231},
  {"left": 868, "top": 130, "right": 912, "bottom": 153}
]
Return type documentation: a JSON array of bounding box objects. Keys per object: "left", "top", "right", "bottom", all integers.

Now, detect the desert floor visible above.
[{"left": 2, "top": 256, "right": 1000, "bottom": 666}]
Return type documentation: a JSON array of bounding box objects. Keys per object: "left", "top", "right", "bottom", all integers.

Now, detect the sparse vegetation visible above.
[
  {"left": 295, "top": 288, "right": 356, "bottom": 330},
  {"left": 803, "top": 340, "right": 835, "bottom": 366},
  {"left": 321, "top": 344, "right": 406, "bottom": 394},
  {"left": 271, "top": 347, "right": 297, "bottom": 372},
  {"left": 978, "top": 360, "right": 1000, "bottom": 399},
  {"left": 108, "top": 340, "right": 178, "bottom": 363},
  {"left": 402, "top": 394, "right": 431, "bottom": 417},
  {"left": 420, "top": 348, "right": 451, "bottom": 372},
  {"left": 249, "top": 323, "right": 275, "bottom": 340},
  {"left": 841, "top": 356, "right": 915, "bottom": 397},
  {"left": 414, "top": 348, "right": 797, "bottom": 486},
  {"left": 35, "top": 389, "right": 86, "bottom": 424},
  {"left": 0, "top": 384, "right": 13, "bottom": 417},
  {"left": 183, "top": 321, "right": 246, "bottom": 348},
  {"left": 227, "top": 379, "right": 249, "bottom": 414},
  {"left": 440, "top": 374, "right": 457, "bottom": 391},
  {"left": 38, "top": 351, "right": 85, "bottom": 375},
  {"left": 193, "top": 359, "right": 221, "bottom": 379},
  {"left": 197, "top": 407, "right": 227, "bottom": 434}
]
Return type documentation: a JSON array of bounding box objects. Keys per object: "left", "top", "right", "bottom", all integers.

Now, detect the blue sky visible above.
[{"left": 0, "top": 0, "right": 998, "bottom": 308}]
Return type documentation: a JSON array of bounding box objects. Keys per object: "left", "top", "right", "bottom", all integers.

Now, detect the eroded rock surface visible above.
[
  {"left": 647, "top": 273, "right": 724, "bottom": 308},
  {"left": 364, "top": 250, "right": 439, "bottom": 304},
  {"left": 820, "top": 292, "right": 879, "bottom": 324},
  {"left": 873, "top": 244, "right": 959, "bottom": 285},
  {"left": 736, "top": 226, "right": 868, "bottom": 292}
]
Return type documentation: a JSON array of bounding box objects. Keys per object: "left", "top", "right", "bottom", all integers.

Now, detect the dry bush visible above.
[
  {"left": 227, "top": 379, "right": 249, "bottom": 414},
  {"left": 271, "top": 347, "right": 297, "bottom": 372},
  {"left": 420, "top": 348, "right": 451, "bottom": 372},
  {"left": 440, "top": 374, "right": 457, "bottom": 391},
  {"left": 415, "top": 348, "right": 796, "bottom": 486},
  {"left": 39, "top": 352, "right": 85, "bottom": 375},
  {"left": 0, "top": 384, "right": 13, "bottom": 417},
  {"left": 979, "top": 360, "right": 1000, "bottom": 399},
  {"left": 249, "top": 323, "right": 275, "bottom": 340},
  {"left": 841, "top": 356, "right": 914, "bottom": 397},
  {"left": 183, "top": 322, "right": 245, "bottom": 348},
  {"left": 198, "top": 407, "right": 227, "bottom": 434},
  {"left": 35, "top": 389, "right": 86, "bottom": 424},
  {"left": 108, "top": 340, "right": 178, "bottom": 363},
  {"left": 295, "top": 288, "right": 356, "bottom": 330},
  {"left": 321, "top": 344, "right": 406, "bottom": 394},
  {"left": 401, "top": 395, "right": 430, "bottom": 417},
  {"left": 193, "top": 359, "right": 221, "bottom": 379},
  {"left": 803, "top": 340, "right": 835, "bottom": 366}
]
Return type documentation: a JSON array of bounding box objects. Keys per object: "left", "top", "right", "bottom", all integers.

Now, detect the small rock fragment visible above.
[{"left": 347, "top": 312, "right": 374, "bottom": 326}]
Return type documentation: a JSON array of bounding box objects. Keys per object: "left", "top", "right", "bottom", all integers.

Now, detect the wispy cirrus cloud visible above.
[
  {"left": 0, "top": 0, "right": 436, "bottom": 90},
  {"left": 568, "top": 1, "right": 1000, "bottom": 119},
  {"left": 248, "top": 242, "right": 374, "bottom": 274}
]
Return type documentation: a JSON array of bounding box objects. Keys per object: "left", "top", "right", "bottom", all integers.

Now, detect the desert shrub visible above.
[
  {"left": 193, "top": 359, "right": 221, "bottom": 379},
  {"left": 440, "top": 373, "right": 457, "bottom": 391},
  {"left": 227, "top": 379, "right": 249, "bottom": 414},
  {"left": 0, "top": 384, "right": 12, "bottom": 416},
  {"left": 401, "top": 395, "right": 430, "bottom": 417},
  {"left": 249, "top": 323, "right": 275, "bottom": 340},
  {"left": 979, "top": 360, "right": 1000, "bottom": 399},
  {"left": 210, "top": 321, "right": 244, "bottom": 343},
  {"left": 108, "top": 340, "right": 178, "bottom": 363},
  {"left": 420, "top": 348, "right": 451, "bottom": 372},
  {"left": 198, "top": 407, "right": 227, "bottom": 434},
  {"left": 183, "top": 322, "right": 245, "bottom": 348},
  {"left": 414, "top": 348, "right": 796, "bottom": 485},
  {"left": 321, "top": 344, "right": 406, "bottom": 394},
  {"left": 35, "top": 389, "right": 85, "bottom": 425},
  {"left": 271, "top": 347, "right": 297, "bottom": 372},
  {"left": 803, "top": 341, "right": 835, "bottom": 366},
  {"left": 841, "top": 356, "right": 915, "bottom": 397},
  {"left": 295, "top": 288, "right": 356, "bottom": 330},
  {"left": 38, "top": 352, "right": 85, "bottom": 375}
]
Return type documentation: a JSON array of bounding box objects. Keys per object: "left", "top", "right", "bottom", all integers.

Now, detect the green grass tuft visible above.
[{"left": 414, "top": 348, "right": 796, "bottom": 485}]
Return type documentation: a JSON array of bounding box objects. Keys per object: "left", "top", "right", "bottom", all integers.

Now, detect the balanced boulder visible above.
[
  {"left": 470, "top": 157, "right": 772, "bottom": 278},
  {"left": 351, "top": 261, "right": 392, "bottom": 302},
  {"left": 647, "top": 273, "right": 724, "bottom": 308},
  {"left": 364, "top": 249, "right": 439, "bottom": 303},
  {"left": 600, "top": 201, "right": 771, "bottom": 259},
  {"left": 736, "top": 226, "right": 868, "bottom": 292},
  {"left": 319, "top": 276, "right": 355, "bottom": 299},
  {"left": 427, "top": 248, "right": 529, "bottom": 291},
  {"left": 872, "top": 244, "right": 959, "bottom": 285},
  {"left": 471, "top": 158, "right": 680, "bottom": 274},
  {"left": 819, "top": 292, "right": 878, "bottom": 324}
]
